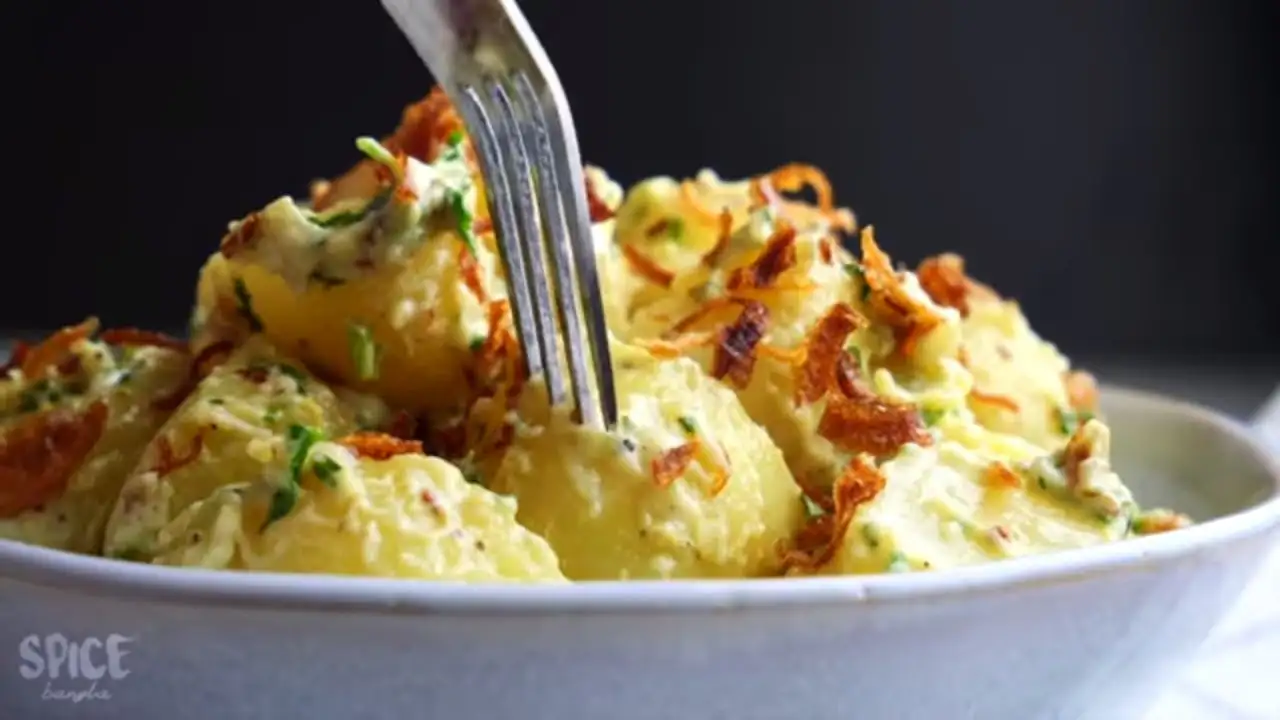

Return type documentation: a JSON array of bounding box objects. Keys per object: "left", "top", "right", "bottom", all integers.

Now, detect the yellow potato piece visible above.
[
  {"left": 0, "top": 340, "right": 187, "bottom": 553},
  {"left": 960, "top": 297, "right": 1075, "bottom": 449},
  {"left": 489, "top": 343, "right": 803, "bottom": 580},
  {"left": 102, "top": 337, "right": 388, "bottom": 559},
  {"left": 151, "top": 449, "right": 565, "bottom": 583},
  {"left": 821, "top": 440, "right": 1127, "bottom": 575}
]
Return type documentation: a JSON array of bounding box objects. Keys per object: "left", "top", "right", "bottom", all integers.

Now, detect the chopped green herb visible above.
[
  {"left": 347, "top": 324, "right": 381, "bottom": 381},
  {"left": 311, "top": 455, "right": 343, "bottom": 488},
  {"left": 262, "top": 407, "right": 282, "bottom": 426},
  {"left": 277, "top": 364, "right": 308, "bottom": 388},
  {"left": 1037, "top": 477, "right": 1047, "bottom": 490},
  {"left": 1058, "top": 409, "right": 1094, "bottom": 435},
  {"left": 440, "top": 131, "right": 466, "bottom": 161},
  {"left": 665, "top": 217, "right": 685, "bottom": 242},
  {"left": 677, "top": 416, "right": 698, "bottom": 435},
  {"left": 921, "top": 407, "right": 946, "bottom": 426},
  {"left": 16, "top": 392, "right": 40, "bottom": 413},
  {"left": 286, "top": 424, "right": 325, "bottom": 483},
  {"left": 232, "top": 277, "right": 264, "bottom": 332},
  {"left": 448, "top": 189, "right": 479, "bottom": 256},
  {"left": 844, "top": 263, "right": 871, "bottom": 301},
  {"left": 887, "top": 551, "right": 911, "bottom": 573},
  {"left": 262, "top": 423, "right": 327, "bottom": 531},
  {"left": 860, "top": 523, "right": 881, "bottom": 549},
  {"left": 355, "top": 136, "right": 401, "bottom": 181},
  {"left": 209, "top": 398, "right": 225, "bottom": 406},
  {"left": 801, "top": 495, "right": 827, "bottom": 519},
  {"left": 112, "top": 547, "right": 148, "bottom": 562},
  {"left": 468, "top": 335, "right": 486, "bottom": 352},
  {"left": 262, "top": 481, "right": 300, "bottom": 532}
]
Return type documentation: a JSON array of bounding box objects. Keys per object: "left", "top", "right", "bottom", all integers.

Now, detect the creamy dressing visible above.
[{"left": 223, "top": 137, "right": 476, "bottom": 292}]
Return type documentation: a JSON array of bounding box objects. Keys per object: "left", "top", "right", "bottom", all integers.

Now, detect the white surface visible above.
[
  {"left": 2, "top": 388, "right": 1278, "bottom": 720},
  {"left": 1147, "top": 385, "right": 1280, "bottom": 720}
]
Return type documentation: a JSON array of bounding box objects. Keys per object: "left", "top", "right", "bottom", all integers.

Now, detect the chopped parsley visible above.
[
  {"left": 448, "top": 188, "right": 479, "bottom": 257},
  {"left": 262, "top": 481, "right": 299, "bottom": 532},
  {"left": 860, "top": 523, "right": 881, "bottom": 549},
  {"left": 277, "top": 363, "right": 308, "bottom": 388},
  {"left": 355, "top": 136, "right": 401, "bottom": 181},
  {"left": 232, "top": 277, "right": 264, "bottom": 332},
  {"left": 468, "top": 335, "right": 485, "bottom": 352},
  {"left": 440, "top": 131, "right": 465, "bottom": 162},
  {"left": 311, "top": 454, "right": 343, "bottom": 488},
  {"left": 664, "top": 217, "right": 685, "bottom": 242},
  {"left": 262, "top": 424, "right": 326, "bottom": 531},
  {"left": 1058, "top": 409, "right": 1094, "bottom": 435},
  {"left": 921, "top": 407, "right": 946, "bottom": 426},
  {"left": 844, "top": 263, "right": 871, "bottom": 301},
  {"left": 801, "top": 495, "right": 827, "bottom": 520},
  {"left": 309, "top": 205, "right": 375, "bottom": 229},
  {"left": 304, "top": 137, "right": 400, "bottom": 231},
  {"left": 347, "top": 324, "right": 381, "bottom": 381},
  {"left": 677, "top": 415, "right": 698, "bottom": 435},
  {"left": 887, "top": 551, "right": 911, "bottom": 573}
]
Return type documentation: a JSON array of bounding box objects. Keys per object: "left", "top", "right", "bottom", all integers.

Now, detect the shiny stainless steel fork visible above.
[{"left": 380, "top": 0, "right": 617, "bottom": 429}]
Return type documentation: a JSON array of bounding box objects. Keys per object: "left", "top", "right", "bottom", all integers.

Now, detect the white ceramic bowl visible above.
[{"left": 2, "top": 386, "right": 1277, "bottom": 720}]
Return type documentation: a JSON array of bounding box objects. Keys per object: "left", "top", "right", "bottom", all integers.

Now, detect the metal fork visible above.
[{"left": 380, "top": 0, "right": 617, "bottom": 429}]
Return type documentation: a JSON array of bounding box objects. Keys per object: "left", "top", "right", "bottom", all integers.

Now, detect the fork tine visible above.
[
  {"left": 512, "top": 73, "right": 618, "bottom": 429},
  {"left": 507, "top": 73, "right": 608, "bottom": 429},
  {"left": 484, "top": 79, "right": 569, "bottom": 409},
  {"left": 454, "top": 84, "right": 545, "bottom": 385}
]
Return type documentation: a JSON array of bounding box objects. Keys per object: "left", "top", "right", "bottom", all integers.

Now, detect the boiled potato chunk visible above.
[
  {"left": 820, "top": 439, "right": 1128, "bottom": 576},
  {"left": 149, "top": 448, "right": 565, "bottom": 582},
  {"left": 0, "top": 324, "right": 188, "bottom": 553},
  {"left": 959, "top": 296, "right": 1077, "bottom": 450},
  {"left": 489, "top": 342, "right": 804, "bottom": 580},
  {"left": 196, "top": 228, "right": 503, "bottom": 419},
  {"left": 103, "top": 336, "right": 390, "bottom": 559}
]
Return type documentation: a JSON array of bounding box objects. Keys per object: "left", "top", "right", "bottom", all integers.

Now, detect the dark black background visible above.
[{"left": 8, "top": 0, "right": 1279, "bottom": 361}]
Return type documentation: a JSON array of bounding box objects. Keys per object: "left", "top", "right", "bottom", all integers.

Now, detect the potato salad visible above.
[{"left": 0, "top": 87, "right": 1190, "bottom": 581}]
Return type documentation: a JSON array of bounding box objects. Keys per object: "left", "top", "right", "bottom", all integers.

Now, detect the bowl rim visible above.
[{"left": 2, "top": 385, "right": 1278, "bottom": 616}]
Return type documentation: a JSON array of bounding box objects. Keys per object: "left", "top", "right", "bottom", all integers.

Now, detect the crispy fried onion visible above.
[
  {"left": 916, "top": 253, "right": 997, "bottom": 317},
  {"left": 458, "top": 243, "right": 488, "bottom": 303},
  {"left": 219, "top": 212, "right": 261, "bottom": 259},
  {"left": 15, "top": 318, "right": 100, "bottom": 380},
  {"left": 99, "top": 328, "right": 188, "bottom": 353},
  {"left": 818, "top": 389, "right": 933, "bottom": 457},
  {"left": 711, "top": 301, "right": 770, "bottom": 388},
  {"left": 337, "top": 432, "right": 424, "bottom": 460},
  {"left": 652, "top": 439, "right": 700, "bottom": 488},
  {"left": 1063, "top": 370, "right": 1099, "bottom": 412},
  {"left": 620, "top": 244, "right": 676, "bottom": 287},
  {"left": 0, "top": 400, "right": 109, "bottom": 518},
  {"left": 794, "top": 303, "right": 867, "bottom": 405},
  {"left": 726, "top": 222, "right": 798, "bottom": 291},
  {"left": 751, "top": 163, "right": 857, "bottom": 233},
  {"left": 781, "top": 454, "right": 886, "bottom": 572},
  {"left": 859, "top": 228, "right": 942, "bottom": 357},
  {"left": 155, "top": 340, "right": 236, "bottom": 411},
  {"left": 313, "top": 87, "right": 470, "bottom": 211},
  {"left": 584, "top": 174, "right": 616, "bottom": 223},
  {"left": 700, "top": 208, "right": 734, "bottom": 268},
  {"left": 1059, "top": 425, "right": 1093, "bottom": 491},
  {"left": 983, "top": 462, "right": 1022, "bottom": 489},
  {"left": 969, "top": 389, "right": 1020, "bottom": 414},
  {"left": 149, "top": 431, "right": 205, "bottom": 478}
]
